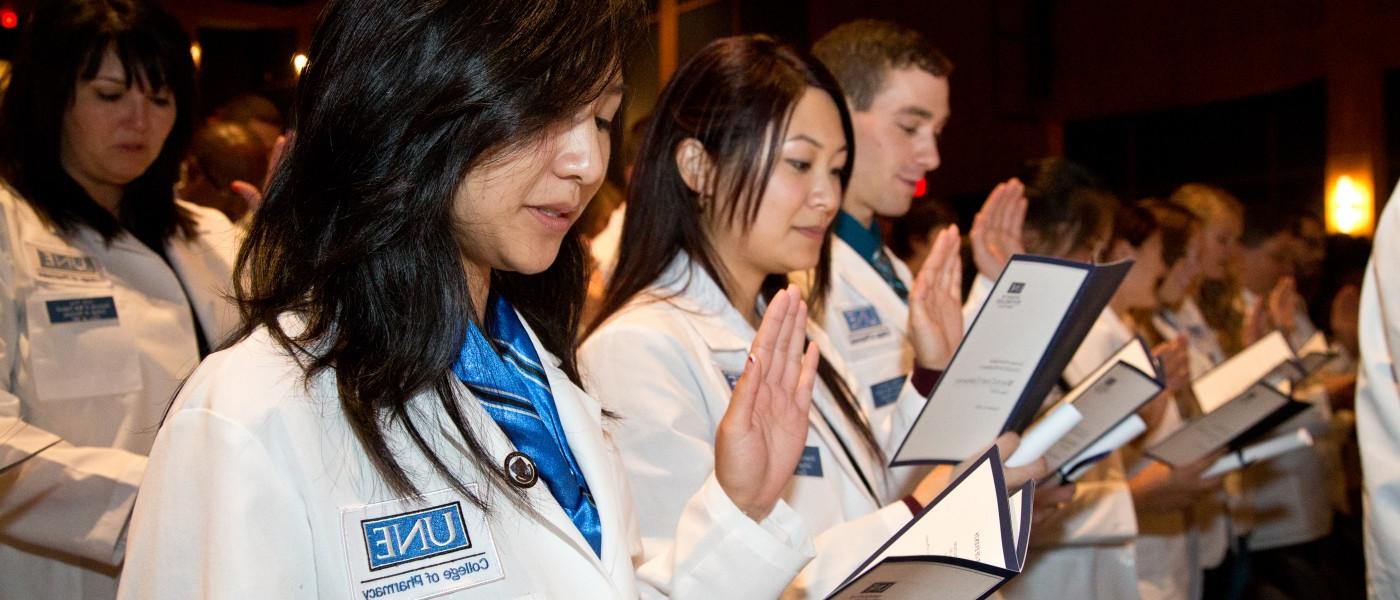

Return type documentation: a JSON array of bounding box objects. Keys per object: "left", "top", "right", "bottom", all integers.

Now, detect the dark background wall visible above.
[{"left": 2, "top": 0, "right": 1393, "bottom": 230}]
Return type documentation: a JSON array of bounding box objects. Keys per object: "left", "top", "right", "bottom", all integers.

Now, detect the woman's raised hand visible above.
[
  {"left": 908, "top": 225, "right": 964, "bottom": 370},
  {"left": 969, "top": 178, "right": 1027, "bottom": 281},
  {"left": 715, "top": 285, "right": 821, "bottom": 521}
]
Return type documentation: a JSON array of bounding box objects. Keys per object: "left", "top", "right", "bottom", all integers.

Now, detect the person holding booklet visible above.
[
  {"left": 990, "top": 158, "right": 1144, "bottom": 600},
  {"left": 1230, "top": 207, "right": 1341, "bottom": 599},
  {"left": 1100, "top": 201, "right": 1225, "bottom": 600},
  {"left": 118, "top": 2, "right": 827, "bottom": 598},
  {"left": 581, "top": 35, "right": 1044, "bottom": 599}
]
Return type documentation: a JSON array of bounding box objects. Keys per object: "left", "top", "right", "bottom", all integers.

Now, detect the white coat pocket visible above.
[{"left": 24, "top": 287, "right": 142, "bottom": 401}]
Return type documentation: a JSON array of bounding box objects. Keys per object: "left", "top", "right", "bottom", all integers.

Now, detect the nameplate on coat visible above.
[
  {"left": 342, "top": 487, "right": 504, "bottom": 600},
  {"left": 871, "top": 375, "right": 907, "bottom": 409},
  {"left": 45, "top": 296, "right": 117, "bottom": 324},
  {"left": 841, "top": 305, "right": 889, "bottom": 345},
  {"left": 795, "top": 446, "right": 824, "bottom": 477}
]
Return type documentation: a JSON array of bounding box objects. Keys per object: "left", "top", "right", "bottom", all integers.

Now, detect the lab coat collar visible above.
[
  {"left": 69, "top": 203, "right": 237, "bottom": 344},
  {"left": 651, "top": 253, "right": 754, "bottom": 353},
  {"left": 832, "top": 237, "right": 910, "bottom": 317}
]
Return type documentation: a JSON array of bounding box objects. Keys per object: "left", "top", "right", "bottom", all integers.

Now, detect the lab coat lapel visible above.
[
  {"left": 163, "top": 210, "right": 239, "bottom": 344},
  {"left": 447, "top": 375, "right": 613, "bottom": 582},
  {"left": 525, "top": 322, "right": 631, "bottom": 588},
  {"left": 833, "top": 238, "right": 909, "bottom": 337}
]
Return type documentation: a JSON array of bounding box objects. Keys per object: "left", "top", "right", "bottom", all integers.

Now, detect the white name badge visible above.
[{"left": 342, "top": 487, "right": 505, "bottom": 600}]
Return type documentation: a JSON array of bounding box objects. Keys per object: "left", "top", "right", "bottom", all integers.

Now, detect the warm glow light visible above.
[
  {"left": 189, "top": 43, "right": 201, "bottom": 68},
  {"left": 1327, "top": 174, "right": 1374, "bottom": 236},
  {"left": 914, "top": 177, "right": 927, "bottom": 198},
  {"left": 1, "top": 9, "right": 18, "bottom": 29},
  {"left": 292, "top": 53, "right": 308, "bottom": 76}
]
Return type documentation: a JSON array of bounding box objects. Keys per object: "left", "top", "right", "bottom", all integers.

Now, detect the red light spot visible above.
[
  {"left": 1, "top": 10, "right": 18, "bottom": 29},
  {"left": 914, "top": 177, "right": 927, "bottom": 198}
]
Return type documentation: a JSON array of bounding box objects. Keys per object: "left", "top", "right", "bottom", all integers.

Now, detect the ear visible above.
[
  {"left": 674, "top": 138, "right": 715, "bottom": 197},
  {"left": 1108, "top": 238, "right": 1136, "bottom": 262}
]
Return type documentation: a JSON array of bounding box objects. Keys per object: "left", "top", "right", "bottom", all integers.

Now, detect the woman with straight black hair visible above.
[
  {"left": 581, "top": 35, "right": 1040, "bottom": 599},
  {"left": 0, "top": 1, "right": 239, "bottom": 597},
  {"left": 119, "top": 1, "right": 820, "bottom": 598}
]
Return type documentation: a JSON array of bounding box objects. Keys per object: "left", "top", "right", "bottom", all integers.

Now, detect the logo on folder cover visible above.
[{"left": 995, "top": 282, "right": 1027, "bottom": 309}]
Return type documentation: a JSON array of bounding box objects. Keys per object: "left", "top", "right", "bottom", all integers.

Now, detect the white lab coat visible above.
[
  {"left": 1153, "top": 295, "right": 1242, "bottom": 574},
  {"left": 1357, "top": 182, "right": 1400, "bottom": 599},
  {"left": 1155, "top": 297, "right": 1226, "bottom": 380},
  {"left": 1235, "top": 290, "right": 1335, "bottom": 552},
  {"left": 118, "top": 314, "right": 814, "bottom": 599},
  {"left": 1001, "top": 309, "right": 1140, "bottom": 600},
  {"left": 812, "top": 238, "right": 927, "bottom": 462},
  {"left": 0, "top": 183, "right": 239, "bottom": 599},
  {"left": 581, "top": 254, "right": 928, "bottom": 599}
]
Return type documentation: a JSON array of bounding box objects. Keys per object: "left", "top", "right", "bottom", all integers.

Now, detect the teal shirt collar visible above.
[{"left": 833, "top": 210, "right": 885, "bottom": 263}]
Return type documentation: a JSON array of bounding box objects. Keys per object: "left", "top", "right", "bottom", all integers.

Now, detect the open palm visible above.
[
  {"left": 908, "top": 225, "right": 964, "bottom": 370},
  {"left": 715, "top": 285, "right": 820, "bottom": 520},
  {"left": 970, "top": 178, "right": 1027, "bottom": 280}
]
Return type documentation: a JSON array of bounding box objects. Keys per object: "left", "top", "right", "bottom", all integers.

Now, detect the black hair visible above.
[
  {"left": 587, "top": 35, "right": 884, "bottom": 459},
  {"left": 0, "top": 0, "right": 197, "bottom": 249},
  {"left": 1020, "top": 157, "right": 1117, "bottom": 260},
  {"left": 888, "top": 198, "right": 958, "bottom": 261},
  {"left": 235, "top": 0, "right": 642, "bottom": 507},
  {"left": 1240, "top": 204, "right": 1299, "bottom": 248},
  {"left": 1112, "top": 201, "right": 1158, "bottom": 249},
  {"left": 812, "top": 19, "right": 953, "bottom": 111}
]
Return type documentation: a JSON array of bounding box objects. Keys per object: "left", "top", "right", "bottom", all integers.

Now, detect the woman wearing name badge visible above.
[
  {"left": 0, "top": 1, "right": 240, "bottom": 598},
  {"left": 118, "top": 1, "right": 821, "bottom": 598},
  {"left": 581, "top": 36, "right": 1043, "bottom": 600},
  {"left": 985, "top": 158, "right": 1142, "bottom": 600}
]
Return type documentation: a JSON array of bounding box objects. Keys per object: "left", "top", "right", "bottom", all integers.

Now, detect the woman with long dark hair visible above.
[
  {"left": 0, "top": 1, "right": 238, "bottom": 597},
  {"left": 118, "top": 1, "right": 819, "bottom": 597},
  {"left": 581, "top": 35, "right": 1039, "bottom": 599}
]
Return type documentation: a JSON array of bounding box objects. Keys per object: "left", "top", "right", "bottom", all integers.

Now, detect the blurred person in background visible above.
[
  {"left": 210, "top": 93, "right": 284, "bottom": 152},
  {"left": 0, "top": 0, "right": 240, "bottom": 597},
  {"left": 178, "top": 119, "right": 268, "bottom": 226}
]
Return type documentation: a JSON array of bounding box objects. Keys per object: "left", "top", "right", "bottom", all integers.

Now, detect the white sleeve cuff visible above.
[{"left": 698, "top": 473, "right": 814, "bottom": 570}]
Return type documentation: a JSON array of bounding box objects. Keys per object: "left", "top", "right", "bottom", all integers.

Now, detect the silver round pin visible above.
[{"left": 504, "top": 451, "right": 538, "bottom": 488}]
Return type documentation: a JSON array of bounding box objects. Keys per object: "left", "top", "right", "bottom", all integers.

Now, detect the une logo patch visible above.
[
  {"left": 36, "top": 249, "right": 97, "bottom": 273},
  {"left": 842, "top": 305, "right": 882, "bottom": 332},
  {"left": 361, "top": 502, "right": 472, "bottom": 571},
  {"left": 862, "top": 582, "right": 896, "bottom": 593},
  {"left": 1007, "top": 282, "right": 1025, "bottom": 294}
]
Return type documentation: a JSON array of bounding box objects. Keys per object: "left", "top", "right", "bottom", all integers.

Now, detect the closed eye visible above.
[{"left": 786, "top": 159, "right": 812, "bottom": 173}]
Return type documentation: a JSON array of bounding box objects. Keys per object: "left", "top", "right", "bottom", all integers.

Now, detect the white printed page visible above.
[
  {"left": 895, "top": 259, "right": 1089, "bottom": 463},
  {"left": 1148, "top": 383, "right": 1292, "bottom": 466},
  {"left": 1192, "top": 331, "right": 1294, "bottom": 413},
  {"left": 1044, "top": 361, "right": 1162, "bottom": 472},
  {"left": 857, "top": 453, "right": 1011, "bottom": 579}
]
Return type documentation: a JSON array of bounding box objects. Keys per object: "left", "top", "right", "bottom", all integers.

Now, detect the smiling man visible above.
[{"left": 809, "top": 21, "right": 953, "bottom": 417}]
